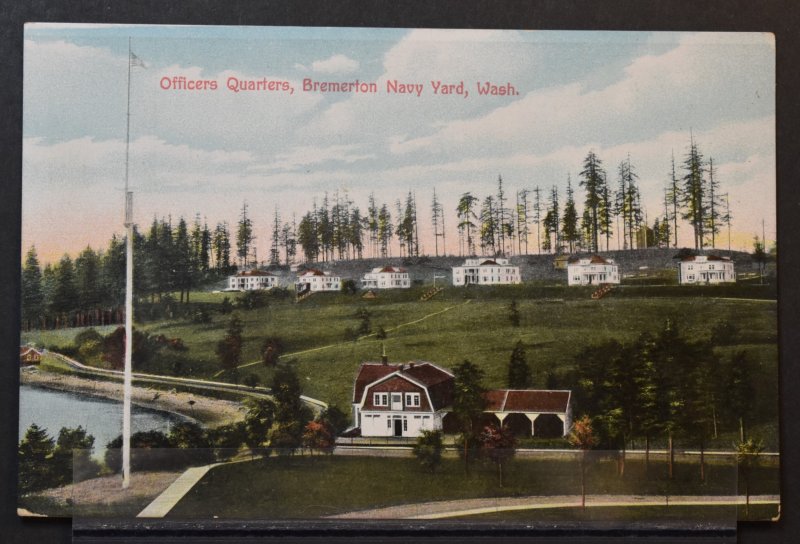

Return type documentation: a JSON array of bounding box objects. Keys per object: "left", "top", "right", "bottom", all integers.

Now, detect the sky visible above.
[{"left": 22, "top": 25, "right": 776, "bottom": 264}]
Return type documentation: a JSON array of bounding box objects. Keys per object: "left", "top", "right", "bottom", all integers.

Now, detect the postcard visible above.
[{"left": 18, "top": 24, "right": 777, "bottom": 527}]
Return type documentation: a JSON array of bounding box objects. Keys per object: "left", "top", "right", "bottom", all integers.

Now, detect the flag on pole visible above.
[{"left": 129, "top": 51, "right": 146, "bottom": 68}]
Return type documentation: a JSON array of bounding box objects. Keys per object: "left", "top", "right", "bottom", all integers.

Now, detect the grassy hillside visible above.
[{"left": 23, "top": 281, "right": 778, "bottom": 443}]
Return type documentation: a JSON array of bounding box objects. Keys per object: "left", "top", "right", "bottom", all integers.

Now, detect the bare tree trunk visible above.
[
  {"left": 668, "top": 432, "right": 674, "bottom": 479},
  {"left": 581, "top": 451, "right": 587, "bottom": 509},
  {"left": 645, "top": 434, "right": 651, "bottom": 477},
  {"left": 700, "top": 436, "right": 705, "bottom": 482}
]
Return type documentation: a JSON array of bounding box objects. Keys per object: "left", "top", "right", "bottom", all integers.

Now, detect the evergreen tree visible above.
[
  {"left": 507, "top": 340, "right": 530, "bottom": 388},
  {"left": 52, "top": 255, "right": 79, "bottom": 315},
  {"left": 18, "top": 424, "right": 55, "bottom": 494},
  {"left": 532, "top": 186, "right": 543, "bottom": 254},
  {"left": 367, "top": 192, "right": 380, "bottom": 258},
  {"left": 667, "top": 153, "right": 681, "bottom": 248},
  {"left": 516, "top": 189, "right": 530, "bottom": 255},
  {"left": 21, "top": 246, "right": 44, "bottom": 327},
  {"left": 599, "top": 178, "right": 614, "bottom": 251},
  {"left": 270, "top": 208, "right": 281, "bottom": 266},
  {"left": 615, "top": 156, "right": 641, "bottom": 250},
  {"left": 495, "top": 175, "right": 509, "bottom": 255},
  {"left": 349, "top": 207, "right": 364, "bottom": 259},
  {"left": 212, "top": 222, "right": 232, "bottom": 270},
  {"left": 174, "top": 217, "right": 193, "bottom": 302},
  {"left": 705, "top": 157, "right": 723, "bottom": 248},
  {"left": 377, "top": 203, "right": 393, "bottom": 258},
  {"left": 269, "top": 363, "right": 313, "bottom": 452},
  {"left": 236, "top": 202, "right": 254, "bottom": 268},
  {"left": 400, "top": 191, "right": 418, "bottom": 257},
  {"left": 297, "top": 212, "right": 319, "bottom": 262},
  {"left": 75, "top": 246, "right": 102, "bottom": 310},
  {"left": 431, "top": 188, "right": 444, "bottom": 256},
  {"left": 546, "top": 186, "right": 560, "bottom": 252},
  {"left": 561, "top": 175, "right": 579, "bottom": 253},
  {"left": 456, "top": 193, "right": 479, "bottom": 256},
  {"left": 52, "top": 426, "right": 98, "bottom": 486},
  {"left": 41, "top": 263, "right": 57, "bottom": 316},
  {"left": 682, "top": 135, "right": 708, "bottom": 249},
  {"left": 102, "top": 234, "right": 126, "bottom": 306},
  {"left": 579, "top": 150, "right": 606, "bottom": 252},
  {"left": 452, "top": 360, "right": 487, "bottom": 473},
  {"left": 479, "top": 196, "right": 497, "bottom": 255},
  {"left": 216, "top": 313, "right": 243, "bottom": 383},
  {"left": 318, "top": 194, "right": 333, "bottom": 262}
]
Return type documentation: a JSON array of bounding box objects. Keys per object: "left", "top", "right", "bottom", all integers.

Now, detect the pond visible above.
[{"left": 19, "top": 384, "right": 191, "bottom": 458}]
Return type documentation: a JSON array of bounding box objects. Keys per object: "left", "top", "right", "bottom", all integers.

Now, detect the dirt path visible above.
[{"left": 328, "top": 494, "right": 781, "bottom": 520}]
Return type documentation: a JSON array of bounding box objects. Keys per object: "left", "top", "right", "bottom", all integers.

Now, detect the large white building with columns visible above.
[{"left": 452, "top": 257, "right": 521, "bottom": 286}]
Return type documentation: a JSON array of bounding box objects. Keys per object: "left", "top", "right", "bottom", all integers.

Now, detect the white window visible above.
[
  {"left": 403, "top": 419, "right": 408, "bottom": 431},
  {"left": 387, "top": 418, "right": 391, "bottom": 428}
]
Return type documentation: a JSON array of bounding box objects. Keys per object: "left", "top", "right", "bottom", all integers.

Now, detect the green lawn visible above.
[{"left": 167, "top": 454, "right": 779, "bottom": 520}]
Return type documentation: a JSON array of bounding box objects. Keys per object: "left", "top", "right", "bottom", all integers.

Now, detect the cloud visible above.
[
  {"left": 387, "top": 32, "right": 774, "bottom": 161},
  {"left": 311, "top": 54, "right": 360, "bottom": 74}
]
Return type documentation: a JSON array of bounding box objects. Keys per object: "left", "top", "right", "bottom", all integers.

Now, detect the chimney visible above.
[
  {"left": 409, "top": 361, "right": 415, "bottom": 369},
  {"left": 381, "top": 343, "right": 388, "bottom": 365}
]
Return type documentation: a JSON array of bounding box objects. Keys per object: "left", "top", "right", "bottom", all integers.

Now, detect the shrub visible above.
[{"left": 413, "top": 430, "right": 444, "bottom": 473}]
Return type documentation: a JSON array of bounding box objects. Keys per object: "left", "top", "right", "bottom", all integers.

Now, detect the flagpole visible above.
[{"left": 122, "top": 37, "right": 134, "bottom": 490}]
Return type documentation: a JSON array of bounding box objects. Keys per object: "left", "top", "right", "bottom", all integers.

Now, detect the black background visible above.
[{"left": 1, "top": 1, "right": 798, "bottom": 542}]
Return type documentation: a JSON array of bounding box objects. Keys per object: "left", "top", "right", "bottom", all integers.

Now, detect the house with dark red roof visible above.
[
  {"left": 20, "top": 346, "right": 42, "bottom": 366},
  {"left": 452, "top": 257, "right": 521, "bottom": 286},
  {"left": 352, "top": 360, "right": 454, "bottom": 438},
  {"left": 295, "top": 268, "right": 342, "bottom": 292},
  {"left": 227, "top": 269, "right": 278, "bottom": 291},
  {"left": 481, "top": 389, "right": 572, "bottom": 437},
  {"left": 351, "top": 359, "right": 572, "bottom": 438},
  {"left": 361, "top": 265, "right": 410, "bottom": 289},
  {"left": 566, "top": 255, "right": 620, "bottom": 286},
  {"left": 677, "top": 254, "right": 735, "bottom": 284}
]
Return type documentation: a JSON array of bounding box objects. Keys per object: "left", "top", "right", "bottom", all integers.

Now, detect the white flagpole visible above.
[{"left": 122, "top": 37, "right": 134, "bottom": 489}]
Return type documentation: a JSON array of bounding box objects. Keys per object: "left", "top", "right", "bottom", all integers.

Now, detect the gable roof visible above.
[
  {"left": 567, "top": 254, "right": 611, "bottom": 265},
  {"left": 299, "top": 268, "right": 332, "bottom": 277},
  {"left": 375, "top": 265, "right": 407, "bottom": 273},
  {"left": 484, "top": 389, "right": 570, "bottom": 413},
  {"left": 20, "top": 346, "right": 42, "bottom": 357},
  {"left": 352, "top": 361, "right": 454, "bottom": 404},
  {"left": 234, "top": 269, "right": 274, "bottom": 277},
  {"left": 679, "top": 254, "right": 731, "bottom": 262}
]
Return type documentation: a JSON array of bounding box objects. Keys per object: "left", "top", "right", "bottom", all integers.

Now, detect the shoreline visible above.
[{"left": 20, "top": 368, "right": 245, "bottom": 428}]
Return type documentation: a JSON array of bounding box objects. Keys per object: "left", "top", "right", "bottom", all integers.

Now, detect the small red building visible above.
[{"left": 19, "top": 346, "right": 42, "bottom": 366}]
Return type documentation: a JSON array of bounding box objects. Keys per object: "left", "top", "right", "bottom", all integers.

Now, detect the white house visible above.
[
  {"left": 227, "top": 270, "right": 278, "bottom": 291},
  {"left": 452, "top": 257, "right": 521, "bottom": 286},
  {"left": 567, "top": 255, "right": 620, "bottom": 286},
  {"left": 296, "top": 268, "right": 342, "bottom": 292},
  {"left": 352, "top": 361, "right": 454, "bottom": 438},
  {"left": 678, "top": 255, "right": 736, "bottom": 285},
  {"left": 351, "top": 360, "right": 572, "bottom": 439},
  {"left": 361, "top": 266, "right": 411, "bottom": 289}
]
